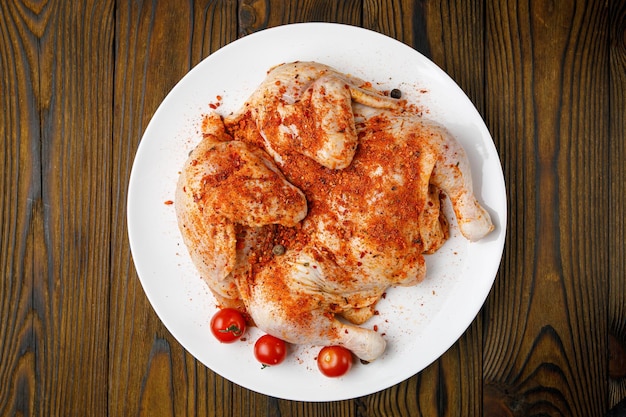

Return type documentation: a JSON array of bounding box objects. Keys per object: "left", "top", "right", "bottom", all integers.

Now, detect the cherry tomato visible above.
[
  {"left": 254, "top": 334, "right": 287, "bottom": 366},
  {"left": 210, "top": 308, "right": 246, "bottom": 343},
  {"left": 317, "top": 346, "right": 353, "bottom": 377}
]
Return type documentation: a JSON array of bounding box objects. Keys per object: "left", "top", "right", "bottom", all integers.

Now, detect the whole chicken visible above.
[{"left": 176, "top": 62, "right": 493, "bottom": 362}]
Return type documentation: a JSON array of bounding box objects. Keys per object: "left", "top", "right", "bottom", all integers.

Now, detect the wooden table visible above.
[{"left": 1, "top": 1, "right": 625, "bottom": 416}]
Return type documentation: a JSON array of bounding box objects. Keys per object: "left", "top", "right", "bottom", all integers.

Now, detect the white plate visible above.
[{"left": 127, "top": 23, "right": 506, "bottom": 402}]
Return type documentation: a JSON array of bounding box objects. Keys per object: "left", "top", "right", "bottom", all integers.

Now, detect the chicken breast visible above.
[{"left": 176, "top": 62, "right": 494, "bottom": 361}]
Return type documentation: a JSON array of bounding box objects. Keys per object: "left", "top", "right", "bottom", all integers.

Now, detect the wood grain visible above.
[
  {"left": 0, "top": 1, "right": 114, "bottom": 415},
  {"left": 417, "top": 2, "right": 486, "bottom": 416},
  {"left": 0, "top": 0, "right": 41, "bottom": 413},
  {"left": 609, "top": 0, "right": 626, "bottom": 409},
  {"left": 1, "top": 0, "right": 623, "bottom": 416},
  {"left": 483, "top": 1, "right": 610, "bottom": 416},
  {"left": 238, "top": 0, "right": 362, "bottom": 34},
  {"left": 109, "top": 1, "right": 252, "bottom": 416},
  {"left": 363, "top": 0, "right": 417, "bottom": 46}
]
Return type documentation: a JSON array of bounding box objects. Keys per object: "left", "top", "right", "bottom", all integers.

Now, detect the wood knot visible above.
[
  {"left": 238, "top": 0, "right": 269, "bottom": 36},
  {"left": 483, "top": 383, "right": 527, "bottom": 417},
  {"left": 609, "top": 333, "right": 626, "bottom": 380},
  {"left": 239, "top": 4, "right": 256, "bottom": 28}
]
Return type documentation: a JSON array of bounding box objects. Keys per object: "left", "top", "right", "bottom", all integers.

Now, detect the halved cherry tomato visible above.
[
  {"left": 317, "top": 346, "right": 353, "bottom": 377},
  {"left": 210, "top": 308, "right": 246, "bottom": 343},
  {"left": 254, "top": 334, "right": 287, "bottom": 366}
]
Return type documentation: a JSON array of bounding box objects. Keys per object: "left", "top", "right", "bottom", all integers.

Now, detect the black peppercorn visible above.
[{"left": 272, "top": 244, "right": 286, "bottom": 256}]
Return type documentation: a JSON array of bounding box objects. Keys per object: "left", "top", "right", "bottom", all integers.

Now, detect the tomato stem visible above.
[{"left": 219, "top": 324, "right": 242, "bottom": 336}]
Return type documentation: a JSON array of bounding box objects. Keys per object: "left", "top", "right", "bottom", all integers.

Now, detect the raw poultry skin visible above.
[{"left": 175, "top": 62, "right": 494, "bottom": 362}]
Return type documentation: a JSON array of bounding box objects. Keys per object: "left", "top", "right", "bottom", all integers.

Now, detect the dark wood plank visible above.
[
  {"left": 0, "top": 1, "right": 41, "bottom": 413},
  {"left": 419, "top": 2, "right": 486, "bottom": 416},
  {"left": 108, "top": 2, "right": 262, "bottom": 417},
  {"left": 36, "top": 1, "right": 115, "bottom": 413},
  {"left": 420, "top": 0, "right": 486, "bottom": 112},
  {"left": 0, "top": 1, "right": 115, "bottom": 415},
  {"left": 482, "top": 1, "right": 610, "bottom": 416},
  {"left": 609, "top": 0, "right": 626, "bottom": 409},
  {"left": 363, "top": 0, "right": 426, "bottom": 51}
]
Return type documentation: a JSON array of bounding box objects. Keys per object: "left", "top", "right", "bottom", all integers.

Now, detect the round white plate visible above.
[{"left": 127, "top": 23, "right": 506, "bottom": 402}]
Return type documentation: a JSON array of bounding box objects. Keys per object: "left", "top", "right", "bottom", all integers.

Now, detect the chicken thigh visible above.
[{"left": 232, "top": 61, "right": 401, "bottom": 170}]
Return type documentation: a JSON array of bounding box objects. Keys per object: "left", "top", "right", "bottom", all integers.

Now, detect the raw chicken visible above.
[
  {"left": 176, "top": 62, "right": 494, "bottom": 361},
  {"left": 175, "top": 113, "right": 308, "bottom": 309}
]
